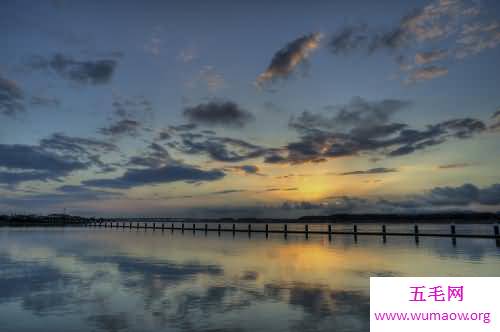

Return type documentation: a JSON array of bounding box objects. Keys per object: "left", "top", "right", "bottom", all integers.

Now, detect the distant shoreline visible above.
[{"left": 1, "top": 212, "right": 499, "bottom": 226}]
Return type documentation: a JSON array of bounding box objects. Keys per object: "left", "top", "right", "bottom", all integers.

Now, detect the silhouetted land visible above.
[{"left": 1, "top": 212, "right": 499, "bottom": 227}]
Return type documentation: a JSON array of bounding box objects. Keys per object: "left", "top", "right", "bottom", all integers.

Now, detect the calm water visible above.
[{"left": 0, "top": 225, "right": 499, "bottom": 332}]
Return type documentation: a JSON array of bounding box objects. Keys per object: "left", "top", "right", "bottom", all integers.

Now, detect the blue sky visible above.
[{"left": 1, "top": 0, "right": 500, "bottom": 217}]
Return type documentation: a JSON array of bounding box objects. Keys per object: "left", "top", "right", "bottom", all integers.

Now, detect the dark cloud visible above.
[
  {"left": 257, "top": 33, "right": 322, "bottom": 85},
  {"left": 40, "top": 133, "right": 116, "bottom": 155},
  {"left": 99, "top": 119, "right": 141, "bottom": 137},
  {"left": 1, "top": 185, "right": 122, "bottom": 209},
  {"left": 99, "top": 95, "right": 153, "bottom": 139},
  {"left": 291, "top": 97, "right": 411, "bottom": 130},
  {"left": 421, "top": 183, "right": 500, "bottom": 206},
  {"left": 329, "top": 25, "right": 369, "bottom": 54},
  {"left": 0, "top": 75, "right": 24, "bottom": 116},
  {"left": 438, "top": 163, "right": 473, "bottom": 169},
  {"left": 267, "top": 97, "right": 487, "bottom": 164},
  {"left": 40, "top": 133, "right": 117, "bottom": 173},
  {"left": 29, "top": 53, "right": 117, "bottom": 84},
  {"left": 283, "top": 183, "right": 500, "bottom": 214},
  {"left": 264, "top": 187, "right": 298, "bottom": 192},
  {"left": 211, "top": 189, "right": 247, "bottom": 195},
  {"left": 173, "top": 134, "right": 267, "bottom": 163},
  {"left": 87, "top": 314, "right": 128, "bottom": 332},
  {"left": 0, "top": 144, "right": 87, "bottom": 173},
  {"left": 155, "top": 124, "right": 199, "bottom": 141},
  {"left": 224, "top": 165, "right": 263, "bottom": 176},
  {"left": 170, "top": 123, "right": 198, "bottom": 132},
  {"left": 83, "top": 164, "right": 225, "bottom": 189},
  {"left": 0, "top": 170, "right": 56, "bottom": 186},
  {"left": 127, "top": 142, "right": 172, "bottom": 168},
  {"left": 0, "top": 132, "right": 120, "bottom": 186},
  {"left": 183, "top": 100, "right": 254, "bottom": 128},
  {"left": 339, "top": 167, "right": 397, "bottom": 176},
  {"left": 237, "top": 165, "right": 259, "bottom": 174},
  {"left": 111, "top": 95, "right": 153, "bottom": 119},
  {"left": 1, "top": 76, "right": 60, "bottom": 117},
  {"left": 157, "top": 130, "right": 171, "bottom": 140},
  {"left": 491, "top": 109, "right": 500, "bottom": 131}
]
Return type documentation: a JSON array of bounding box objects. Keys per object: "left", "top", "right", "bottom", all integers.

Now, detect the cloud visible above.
[
  {"left": 425, "top": 183, "right": 500, "bottom": 206},
  {"left": 99, "top": 119, "right": 141, "bottom": 137},
  {"left": 40, "top": 133, "right": 117, "bottom": 155},
  {"left": 210, "top": 189, "right": 247, "bottom": 195},
  {"left": 339, "top": 167, "right": 397, "bottom": 176},
  {"left": 456, "top": 21, "right": 500, "bottom": 58},
  {"left": 291, "top": 97, "right": 411, "bottom": 130},
  {"left": 183, "top": 100, "right": 254, "bottom": 128},
  {"left": 257, "top": 33, "right": 322, "bottom": 86},
  {"left": 328, "top": 0, "right": 465, "bottom": 55},
  {"left": 326, "top": 1, "right": 499, "bottom": 82},
  {"left": 0, "top": 132, "right": 120, "bottom": 186},
  {"left": 329, "top": 25, "right": 369, "bottom": 54},
  {"left": 1, "top": 76, "right": 60, "bottom": 118},
  {"left": 406, "top": 65, "right": 448, "bottom": 83},
  {"left": 169, "top": 123, "right": 198, "bottom": 132},
  {"left": 438, "top": 163, "right": 473, "bottom": 169},
  {"left": 1, "top": 185, "right": 123, "bottom": 210},
  {"left": 267, "top": 97, "right": 487, "bottom": 164},
  {"left": 263, "top": 187, "right": 298, "bottom": 192},
  {"left": 415, "top": 49, "right": 448, "bottom": 64},
  {"left": 83, "top": 164, "right": 225, "bottom": 189},
  {"left": 282, "top": 201, "right": 327, "bottom": 210},
  {"left": 0, "top": 75, "right": 24, "bottom": 116},
  {"left": 0, "top": 144, "right": 87, "bottom": 173},
  {"left": 236, "top": 165, "right": 260, "bottom": 174},
  {"left": 0, "top": 170, "right": 57, "bottom": 186},
  {"left": 280, "top": 182, "right": 500, "bottom": 214},
  {"left": 29, "top": 54, "right": 117, "bottom": 84},
  {"left": 224, "top": 165, "right": 264, "bottom": 176},
  {"left": 373, "top": 0, "right": 467, "bottom": 50},
  {"left": 40, "top": 133, "right": 117, "bottom": 173},
  {"left": 99, "top": 95, "right": 153, "bottom": 139},
  {"left": 127, "top": 142, "right": 172, "bottom": 168},
  {"left": 173, "top": 134, "right": 267, "bottom": 163},
  {"left": 490, "top": 109, "right": 500, "bottom": 130},
  {"left": 0, "top": 143, "right": 88, "bottom": 185}
]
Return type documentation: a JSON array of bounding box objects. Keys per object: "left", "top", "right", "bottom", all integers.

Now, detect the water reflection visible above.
[{"left": 0, "top": 228, "right": 498, "bottom": 332}]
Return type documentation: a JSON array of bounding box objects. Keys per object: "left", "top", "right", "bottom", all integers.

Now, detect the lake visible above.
[{"left": 1, "top": 225, "right": 499, "bottom": 332}]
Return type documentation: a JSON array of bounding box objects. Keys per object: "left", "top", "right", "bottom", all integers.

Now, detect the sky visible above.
[{"left": 1, "top": 0, "right": 500, "bottom": 217}]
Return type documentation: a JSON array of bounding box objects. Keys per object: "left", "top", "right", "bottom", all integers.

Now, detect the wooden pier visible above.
[{"left": 85, "top": 221, "right": 500, "bottom": 243}]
